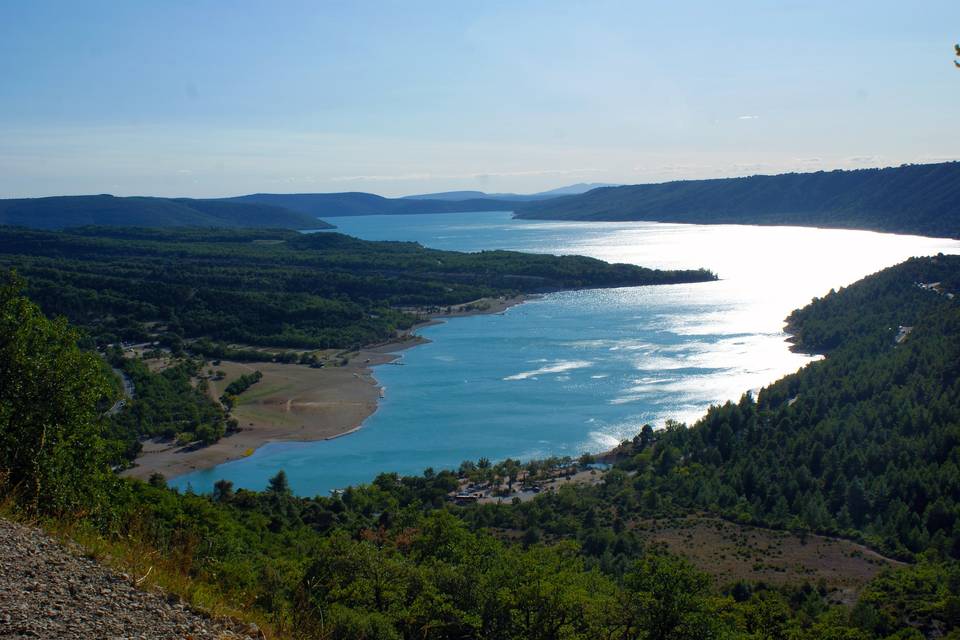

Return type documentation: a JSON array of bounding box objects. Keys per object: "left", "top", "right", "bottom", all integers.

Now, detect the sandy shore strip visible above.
[{"left": 121, "top": 295, "right": 528, "bottom": 482}]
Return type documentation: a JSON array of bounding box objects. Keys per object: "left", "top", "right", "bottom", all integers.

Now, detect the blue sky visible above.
[{"left": 1, "top": 1, "right": 958, "bottom": 198}]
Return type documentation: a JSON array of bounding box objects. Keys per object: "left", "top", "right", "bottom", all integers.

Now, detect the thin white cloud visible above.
[
  {"left": 737, "top": 115, "right": 760, "bottom": 120},
  {"left": 268, "top": 176, "right": 319, "bottom": 184},
  {"left": 638, "top": 164, "right": 716, "bottom": 174},
  {"left": 328, "top": 173, "right": 434, "bottom": 183},
  {"left": 479, "top": 168, "right": 600, "bottom": 178}
]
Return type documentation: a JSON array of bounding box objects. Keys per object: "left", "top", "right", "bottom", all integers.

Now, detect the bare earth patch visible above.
[{"left": 631, "top": 515, "right": 903, "bottom": 604}]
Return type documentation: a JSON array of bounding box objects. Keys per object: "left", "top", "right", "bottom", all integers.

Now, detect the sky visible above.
[{"left": 1, "top": 0, "right": 959, "bottom": 198}]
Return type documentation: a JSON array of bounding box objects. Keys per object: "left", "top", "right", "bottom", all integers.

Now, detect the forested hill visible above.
[
  {"left": 515, "top": 162, "right": 960, "bottom": 239},
  {"left": 0, "top": 194, "right": 333, "bottom": 230},
  {"left": 0, "top": 226, "right": 715, "bottom": 349},
  {"left": 226, "top": 191, "right": 526, "bottom": 217}
]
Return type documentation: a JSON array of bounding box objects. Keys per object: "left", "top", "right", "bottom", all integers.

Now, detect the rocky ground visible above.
[{"left": 0, "top": 517, "right": 262, "bottom": 639}]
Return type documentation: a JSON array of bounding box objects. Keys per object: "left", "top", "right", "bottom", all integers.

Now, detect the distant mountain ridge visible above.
[
  {"left": 400, "top": 190, "right": 553, "bottom": 202},
  {"left": 401, "top": 182, "right": 619, "bottom": 201},
  {"left": 227, "top": 192, "right": 521, "bottom": 217},
  {"left": 534, "top": 182, "right": 620, "bottom": 197},
  {"left": 228, "top": 182, "right": 619, "bottom": 217},
  {"left": 516, "top": 162, "right": 960, "bottom": 239},
  {"left": 0, "top": 194, "right": 333, "bottom": 230},
  {"left": 401, "top": 190, "right": 494, "bottom": 201},
  {"left": 7, "top": 165, "right": 960, "bottom": 238}
]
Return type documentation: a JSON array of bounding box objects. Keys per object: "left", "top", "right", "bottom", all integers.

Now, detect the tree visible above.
[
  {"left": 267, "top": 470, "right": 291, "bottom": 495},
  {"left": 264, "top": 470, "right": 299, "bottom": 531},
  {"left": 955, "top": 44, "right": 959, "bottom": 68},
  {"left": 623, "top": 554, "right": 717, "bottom": 640},
  {"left": 212, "top": 479, "right": 235, "bottom": 502},
  {"left": 0, "top": 273, "right": 113, "bottom": 515},
  {"left": 639, "top": 423, "right": 655, "bottom": 448}
]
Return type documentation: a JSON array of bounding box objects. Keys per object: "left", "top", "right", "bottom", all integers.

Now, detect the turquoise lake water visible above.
[{"left": 172, "top": 213, "right": 960, "bottom": 496}]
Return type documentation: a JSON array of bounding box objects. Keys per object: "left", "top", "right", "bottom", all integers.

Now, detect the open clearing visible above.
[
  {"left": 631, "top": 515, "right": 902, "bottom": 604},
  {"left": 206, "top": 359, "right": 379, "bottom": 435}
]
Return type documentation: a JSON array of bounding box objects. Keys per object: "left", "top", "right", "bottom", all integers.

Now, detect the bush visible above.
[{"left": 0, "top": 274, "right": 114, "bottom": 515}]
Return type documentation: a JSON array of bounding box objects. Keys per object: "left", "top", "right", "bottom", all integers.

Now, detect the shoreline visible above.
[{"left": 121, "top": 295, "right": 529, "bottom": 482}]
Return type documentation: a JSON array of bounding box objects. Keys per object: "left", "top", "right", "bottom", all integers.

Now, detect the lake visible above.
[{"left": 172, "top": 212, "right": 960, "bottom": 495}]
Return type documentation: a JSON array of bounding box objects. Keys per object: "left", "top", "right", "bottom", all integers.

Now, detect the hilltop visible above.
[
  {"left": 402, "top": 183, "right": 619, "bottom": 201},
  {"left": 0, "top": 194, "right": 332, "bottom": 230},
  {"left": 230, "top": 183, "right": 621, "bottom": 215},
  {"left": 516, "top": 162, "right": 960, "bottom": 239}
]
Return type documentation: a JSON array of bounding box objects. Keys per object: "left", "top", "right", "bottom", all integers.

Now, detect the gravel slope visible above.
[{"left": 0, "top": 517, "right": 262, "bottom": 639}]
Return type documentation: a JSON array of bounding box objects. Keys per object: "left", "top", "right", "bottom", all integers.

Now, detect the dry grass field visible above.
[{"left": 631, "top": 515, "right": 902, "bottom": 604}]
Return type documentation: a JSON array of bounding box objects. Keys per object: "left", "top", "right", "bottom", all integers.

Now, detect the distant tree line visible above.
[{"left": 220, "top": 370, "right": 262, "bottom": 410}]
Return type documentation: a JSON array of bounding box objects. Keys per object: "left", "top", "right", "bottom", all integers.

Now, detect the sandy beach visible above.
[{"left": 121, "top": 295, "right": 527, "bottom": 481}]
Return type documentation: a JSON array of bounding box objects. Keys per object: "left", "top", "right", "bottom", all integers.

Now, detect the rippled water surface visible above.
[{"left": 173, "top": 212, "right": 960, "bottom": 495}]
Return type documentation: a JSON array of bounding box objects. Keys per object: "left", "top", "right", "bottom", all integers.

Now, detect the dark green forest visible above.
[
  {"left": 0, "top": 194, "right": 333, "bottom": 230},
  {"left": 0, "top": 225, "right": 715, "bottom": 349},
  {"left": 1, "top": 253, "right": 959, "bottom": 637},
  {"left": 517, "top": 162, "right": 960, "bottom": 239}
]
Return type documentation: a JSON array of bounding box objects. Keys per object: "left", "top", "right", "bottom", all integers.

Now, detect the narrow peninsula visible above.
[{"left": 0, "top": 225, "right": 715, "bottom": 478}]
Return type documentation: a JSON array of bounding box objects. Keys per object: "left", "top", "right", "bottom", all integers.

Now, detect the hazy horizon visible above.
[
  {"left": 2, "top": 1, "right": 959, "bottom": 199},
  {"left": 3, "top": 162, "right": 957, "bottom": 202}
]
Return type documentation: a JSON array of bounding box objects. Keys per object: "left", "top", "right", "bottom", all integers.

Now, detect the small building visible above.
[{"left": 453, "top": 491, "right": 484, "bottom": 505}]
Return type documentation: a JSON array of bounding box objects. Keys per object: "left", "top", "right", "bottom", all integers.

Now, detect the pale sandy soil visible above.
[
  {"left": 121, "top": 338, "right": 420, "bottom": 481},
  {"left": 122, "top": 296, "right": 526, "bottom": 481}
]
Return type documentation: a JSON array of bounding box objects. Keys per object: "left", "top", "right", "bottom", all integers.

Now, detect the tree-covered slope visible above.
[
  {"left": 0, "top": 226, "right": 714, "bottom": 349},
  {"left": 0, "top": 194, "right": 332, "bottom": 230},
  {"left": 516, "top": 162, "right": 960, "bottom": 239},
  {"left": 474, "top": 254, "right": 960, "bottom": 563}
]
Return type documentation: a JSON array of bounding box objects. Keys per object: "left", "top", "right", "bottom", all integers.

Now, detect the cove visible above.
[{"left": 172, "top": 212, "right": 960, "bottom": 496}]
